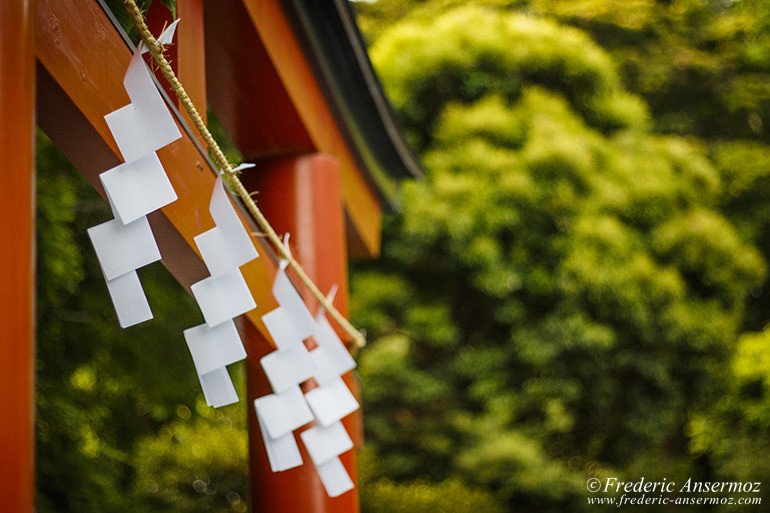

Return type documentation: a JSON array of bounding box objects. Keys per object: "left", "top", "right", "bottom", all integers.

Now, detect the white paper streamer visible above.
[
  {"left": 254, "top": 273, "right": 360, "bottom": 495},
  {"left": 310, "top": 308, "right": 356, "bottom": 385},
  {"left": 184, "top": 319, "right": 247, "bottom": 377},
  {"left": 194, "top": 176, "right": 259, "bottom": 276},
  {"left": 191, "top": 268, "right": 256, "bottom": 328},
  {"left": 257, "top": 409, "right": 303, "bottom": 472},
  {"left": 104, "top": 21, "right": 182, "bottom": 163},
  {"left": 300, "top": 421, "right": 354, "bottom": 466},
  {"left": 306, "top": 309, "right": 359, "bottom": 495},
  {"left": 88, "top": 216, "right": 161, "bottom": 281},
  {"left": 260, "top": 344, "right": 316, "bottom": 393},
  {"left": 199, "top": 367, "right": 239, "bottom": 408},
  {"left": 89, "top": 21, "right": 182, "bottom": 328},
  {"left": 104, "top": 270, "right": 153, "bottom": 328},
  {"left": 304, "top": 377, "right": 359, "bottom": 427},
  {"left": 100, "top": 152, "right": 177, "bottom": 225},
  {"left": 261, "top": 307, "right": 307, "bottom": 351},
  {"left": 272, "top": 260, "right": 317, "bottom": 340},
  {"left": 254, "top": 385, "right": 315, "bottom": 439},
  {"left": 316, "top": 457, "right": 355, "bottom": 497},
  {"left": 186, "top": 173, "right": 260, "bottom": 407}
]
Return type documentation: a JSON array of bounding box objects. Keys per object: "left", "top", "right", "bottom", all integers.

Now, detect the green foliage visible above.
[
  {"left": 362, "top": 477, "right": 505, "bottom": 513},
  {"left": 358, "top": 334, "right": 455, "bottom": 480},
  {"left": 456, "top": 430, "right": 586, "bottom": 505},
  {"left": 710, "top": 140, "right": 770, "bottom": 329},
  {"left": 370, "top": 6, "right": 648, "bottom": 151},
  {"left": 686, "top": 326, "right": 770, "bottom": 508},
  {"left": 359, "top": 450, "right": 505, "bottom": 513},
  {"left": 351, "top": 1, "right": 770, "bottom": 512},
  {"left": 528, "top": 0, "right": 770, "bottom": 142},
  {"left": 133, "top": 398, "right": 248, "bottom": 513}
]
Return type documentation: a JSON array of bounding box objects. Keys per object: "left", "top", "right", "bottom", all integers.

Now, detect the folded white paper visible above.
[
  {"left": 260, "top": 344, "right": 316, "bottom": 393},
  {"left": 153, "top": 19, "right": 180, "bottom": 47},
  {"left": 194, "top": 177, "right": 258, "bottom": 276},
  {"left": 257, "top": 408, "right": 303, "bottom": 472},
  {"left": 184, "top": 319, "right": 247, "bottom": 377},
  {"left": 272, "top": 260, "right": 317, "bottom": 340},
  {"left": 300, "top": 421, "right": 353, "bottom": 466},
  {"left": 104, "top": 40, "right": 181, "bottom": 163},
  {"left": 191, "top": 268, "right": 256, "bottom": 327},
  {"left": 309, "top": 347, "right": 352, "bottom": 386},
  {"left": 304, "top": 378, "right": 359, "bottom": 427},
  {"left": 88, "top": 216, "right": 161, "bottom": 281},
  {"left": 199, "top": 367, "right": 239, "bottom": 408},
  {"left": 254, "top": 385, "right": 314, "bottom": 439},
  {"left": 91, "top": 21, "right": 183, "bottom": 331},
  {"left": 195, "top": 227, "right": 244, "bottom": 276},
  {"left": 100, "top": 152, "right": 177, "bottom": 225},
  {"left": 104, "top": 270, "right": 153, "bottom": 328},
  {"left": 310, "top": 310, "right": 356, "bottom": 385},
  {"left": 316, "top": 457, "right": 354, "bottom": 497},
  {"left": 262, "top": 307, "right": 307, "bottom": 351}
]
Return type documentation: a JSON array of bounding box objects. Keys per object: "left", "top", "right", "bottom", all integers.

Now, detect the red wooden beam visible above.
[
  {"left": 0, "top": 0, "right": 36, "bottom": 511},
  {"left": 240, "top": 0, "right": 383, "bottom": 258},
  {"left": 205, "top": 0, "right": 384, "bottom": 258},
  {"left": 203, "top": 0, "right": 314, "bottom": 160}
]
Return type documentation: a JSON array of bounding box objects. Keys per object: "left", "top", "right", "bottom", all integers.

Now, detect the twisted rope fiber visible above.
[{"left": 121, "top": 0, "right": 366, "bottom": 349}]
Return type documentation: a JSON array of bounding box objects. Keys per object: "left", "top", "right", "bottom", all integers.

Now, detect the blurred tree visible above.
[
  {"left": 527, "top": 0, "right": 770, "bottom": 336},
  {"left": 350, "top": 2, "right": 769, "bottom": 512},
  {"left": 358, "top": 449, "right": 505, "bottom": 513},
  {"left": 688, "top": 324, "right": 770, "bottom": 511},
  {"left": 526, "top": 0, "right": 770, "bottom": 142},
  {"left": 357, "top": 0, "right": 770, "bottom": 141},
  {"left": 132, "top": 398, "right": 248, "bottom": 513}
]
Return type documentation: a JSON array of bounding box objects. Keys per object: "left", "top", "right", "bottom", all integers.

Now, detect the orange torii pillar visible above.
[
  {"left": 240, "top": 154, "right": 361, "bottom": 513},
  {"left": 0, "top": 0, "right": 36, "bottom": 511}
]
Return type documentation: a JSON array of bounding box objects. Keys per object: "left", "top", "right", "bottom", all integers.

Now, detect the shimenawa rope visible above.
[{"left": 120, "top": 0, "right": 366, "bottom": 349}]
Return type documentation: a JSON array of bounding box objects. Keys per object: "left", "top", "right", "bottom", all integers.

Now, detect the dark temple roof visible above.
[{"left": 279, "top": 0, "right": 423, "bottom": 207}]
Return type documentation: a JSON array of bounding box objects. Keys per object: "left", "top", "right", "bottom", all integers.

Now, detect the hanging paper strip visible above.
[
  {"left": 253, "top": 261, "right": 359, "bottom": 497},
  {"left": 303, "top": 311, "right": 358, "bottom": 497},
  {"left": 88, "top": 21, "right": 182, "bottom": 328},
  {"left": 86, "top": 15, "right": 361, "bottom": 497},
  {"left": 184, "top": 176, "right": 258, "bottom": 408}
]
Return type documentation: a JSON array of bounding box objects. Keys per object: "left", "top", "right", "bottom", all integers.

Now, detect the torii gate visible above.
[{"left": 0, "top": 0, "right": 420, "bottom": 511}]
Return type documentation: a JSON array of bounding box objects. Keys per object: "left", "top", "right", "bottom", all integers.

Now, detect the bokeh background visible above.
[{"left": 35, "top": 1, "right": 770, "bottom": 512}]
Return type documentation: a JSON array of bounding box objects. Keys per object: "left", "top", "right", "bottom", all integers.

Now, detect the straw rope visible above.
[{"left": 121, "top": 0, "right": 366, "bottom": 349}]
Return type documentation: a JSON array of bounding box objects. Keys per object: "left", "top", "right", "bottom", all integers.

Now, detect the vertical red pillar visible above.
[
  {"left": 241, "top": 154, "right": 360, "bottom": 513},
  {"left": 0, "top": 0, "right": 36, "bottom": 511}
]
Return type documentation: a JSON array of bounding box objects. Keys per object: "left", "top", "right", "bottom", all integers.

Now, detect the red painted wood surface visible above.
[
  {"left": 203, "top": 0, "right": 314, "bottom": 160},
  {"left": 207, "top": 0, "right": 383, "bottom": 258},
  {"left": 242, "top": 155, "right": 360, "bottom": 513},
  {"left": 0, "top": 0, "right": 36, "bottom": 511}
]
